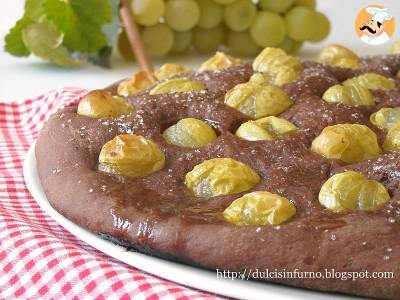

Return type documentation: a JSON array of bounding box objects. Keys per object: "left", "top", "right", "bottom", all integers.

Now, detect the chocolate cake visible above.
[{"left": 36, "top": 46, "right": 400, "bottom": 299}]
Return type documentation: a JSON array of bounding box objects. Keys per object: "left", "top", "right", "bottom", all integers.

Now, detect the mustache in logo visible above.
[{"left": 360, "top": 25, "right": 376, "bottom": 34}]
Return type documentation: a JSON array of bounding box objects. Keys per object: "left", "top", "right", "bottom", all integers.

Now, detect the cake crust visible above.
[{"left": 36, "top": 57, "right": 400, "bottom": 299}]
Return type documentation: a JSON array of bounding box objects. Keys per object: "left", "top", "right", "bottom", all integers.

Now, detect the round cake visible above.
[{"left": 36, "top": 46, "right": 400, "bottom": 299}]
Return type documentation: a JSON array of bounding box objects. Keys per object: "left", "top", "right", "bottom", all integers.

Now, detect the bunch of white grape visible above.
[{"left": 118, "top": 0, "right": 330, "bottom": 60}]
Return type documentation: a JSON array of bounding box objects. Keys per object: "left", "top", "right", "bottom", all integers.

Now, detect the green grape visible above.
[
  {"left": 285, "top": 6, "right": 315, "bottom": 41},
  {"left": 308, "top": 12, "right": 330, "bottom": 42},
  {"left": 118, "top": 30, "right": 135, "bottom": 61},
  {"left": 214, "top": 0, "right": 235, "bottom": 4},
  {"left": 25, "top": 0, "right": 46, "bottom": 22},
  {"left": 131, "top": 0, "right": 165, "bottom": 26},
  {"left": 294, "top": 0, "right": 316, "bottom": 9},
  {"left": 278, "top": 36, "right": 294, "bottom": 53},
  {"left": 223, "top": 0, "right": 257, "bottom": 32},
  {"left": 22, "top": 22, "right": 84, "bottom": 67},
  {"left": 221, "top": 25, "right": 230, "bottom": 46},
  {"left": 278, "top": 36, "right": 303, "bottom": 54},
  {"left": 171, "top": 30, "right": 192, "bottom": 53},
  {"left": 165, "top": 0, "right": 200, "bottom": 32},
  {"left": 228, "top": 31, "right": 261, "bottom": 57},
  {"left": 142, "top": 24, "right": 174, "bottom": 57},
  {"left": 291, "top": 40, "right": 303, "bottom": 53},
  {"left": 193, "top": 26, "right": 223, "bottom": 53},
  {"left": 196, "top": 0, "right": 223, "bottom": 29},
  {"left": 24, "top": 22, "right": 63, "bottom": 50},
  {"left": 250, "top": 11, "right": 286, "bottom": 47},
  {"left": 259, "top": 0, "right": 294, "bottom": 13}
]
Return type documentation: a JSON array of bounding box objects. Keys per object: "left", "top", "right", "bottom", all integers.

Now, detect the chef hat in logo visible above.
[{"left": 366, "top": 7, "right": 393, "bottom": 24}]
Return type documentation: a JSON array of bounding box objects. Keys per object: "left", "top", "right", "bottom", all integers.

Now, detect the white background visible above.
[{"left": 1, "top": 0, "right": 400, "bottom": 102}]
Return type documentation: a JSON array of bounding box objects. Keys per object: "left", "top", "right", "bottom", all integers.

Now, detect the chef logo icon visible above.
[{"left": 355, "top": 5, "right": 395, "bottom": 45}]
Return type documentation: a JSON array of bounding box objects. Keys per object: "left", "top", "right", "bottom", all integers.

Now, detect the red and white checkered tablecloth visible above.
[{"left": 0, "top": 88, "right": 222, "bottom": 299}]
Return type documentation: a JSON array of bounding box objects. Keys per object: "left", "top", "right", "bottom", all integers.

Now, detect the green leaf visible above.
[
  {"left": 83, "top": 0, "right": 119, "bottom": 68},
  {"left": 43, "top": 0, "right": 112, "bottom": 53},
  {"left": 4, "top": 17, "right": 32, "bottom": 57},
  {"left": 72, "top": 45, "right": 112, "bottom": 68},
  {"left": 102, "top": 0, "right": 120, "bottom": 47},
  {"left": 88, "top": 46, "right": 112, "bottom": 68}
]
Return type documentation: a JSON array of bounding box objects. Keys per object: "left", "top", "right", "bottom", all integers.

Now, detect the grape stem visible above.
[{"left": 119, "top": 0, "right": 155, "bottom": 81}]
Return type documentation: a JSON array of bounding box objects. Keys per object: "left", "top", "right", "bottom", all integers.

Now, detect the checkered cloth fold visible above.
[{"left": 0, "top": 88, "right": 220, "bottom": 299}]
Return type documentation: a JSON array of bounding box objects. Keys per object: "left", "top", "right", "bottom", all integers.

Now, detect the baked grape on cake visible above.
[{"left": 36, "top": 45, "right": 400, "bottom": 299}]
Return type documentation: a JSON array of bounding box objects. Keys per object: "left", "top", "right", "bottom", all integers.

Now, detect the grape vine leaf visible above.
[
  {"left": 4, "top": 0, "right": 45, "bottom": 57},
  {"left": 90, "top": 0, "right": 120, "bottom": 67},
  {"left": 70, "top": 0, "right": 120, "bottom": 68},
  {"left": 102, "top": 0, "right": 120, "bottom": 48},
  {"left": 87, "top": 46, "right": 113, "bottom": 68},
  {"left": 43, "top": 0, "right": 113, "bottom": 53},
  {"left": 4, "top": 17, "right": 32, "bottom": 57}
]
